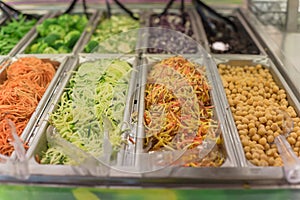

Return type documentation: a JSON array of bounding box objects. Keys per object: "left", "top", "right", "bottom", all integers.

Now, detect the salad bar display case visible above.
[{"left": 1, "top": 0, "right": 300, "bottom": 199}]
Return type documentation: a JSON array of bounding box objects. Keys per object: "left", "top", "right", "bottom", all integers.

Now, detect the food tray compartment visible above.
[
  {"left": 78, "top": 9, "right": 145, "bottom": 54},
  {"left": 135, "top": 54, "right": 238, "bottom": 174},
  {"left": 0, "top": 54, "right": 69, "bottom": 158},
  {"left": 144, "top": 9, "right": 202, "bottom": 54},
  {"left": 16, "top": 10, "right": 98, "bottom": 55},
  {"left": 213, "top": 55, "right": 300, "bottom": 167},
  {"left": 0, "top": 12, "right": 51, "bottom": 56},
  {"left": 194, "top": 6, "right": 264, "bottom": 55},
  {"left": 26, "top": 54, "right": 140, "bottom": 176}
]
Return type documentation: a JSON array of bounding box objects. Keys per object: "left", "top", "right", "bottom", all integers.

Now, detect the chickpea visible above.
[
  {"left": 296, "top": 130, "right": 300, "bottom": 137},
  {"left": 259, "top": 117, "right": 267, "bottom": 124},
  {"left": 277, "top": 114, "right": 283, "bottom": 122},
  {"left": 249, "top": 127, "right": 257, "bottom": 136},
  {"left": 265, "top": 113, "right": 273, "bottom": 121},
  {"left": 271, "top": 123, "right": 278, "bottom": 131},
  {"left": 263, "top": 99, "right": 270, "bottom": 106},
  {"left": 236, "top": 121, "right": 242, "bottom": 126},
  {"left": 271, "top": 94, "right": 277, "bottom": 99},
  {"left": 266, "top": 149, "right": 274, "bottom": 156},
  {"left": 242, "top": 138, "right": 249, "bottom": 146},
  {"left": 252, "top": 134, "right": 260, "bottom": 141},
  {"left": 248, "top": 123, "right": 255, "bottom": 129},
  {"left": 278, "top": 89, "right": 285, "bottom": 95},
  {"left": 259, "top": 159, "right": 269, "bottom": 166},
  {"left": 239, "top": 130, "right": 247, "bottom": 136},
  {"left": 264, "top": 143, "right": 270, "bottom": 150},
  {"left": 287, "top": 137, "right": 296, "bottom": 145},
  {"left": 251, "top": 158, "right": 259, "bottom": 166},
  {"left": 258, "top": 127, "right": 266, "bottom": 136},
  {"left": 267, "top": 130, "right": 274, "bottom": 136},
  {"left": 244, "top": 146, "right": 251, "bottom": 152},
  {"left": 272, "top": 85, "right": 279, "bottom": 93},
  {"left": 245, "top": 152, "right": 252, "bottom": 160},
  {"left": 290, "top": 132, "right": 297, "bottom": 139},
  {"left": 267, "top": 135, "right": 274, "bottom": 143},
  {"left": 259, "top": 137, "right": 267, "bottom": 146},
  {"left": 253, "top": 101, "right": 258, "bottom": 107},
  {"left": 268, "top": 157, "right": 275, "bottom": 165},
  {"left": 237, "top": 124, "right": 244, "bottom": 130},
  {"left": 274, "top": 132, "right": 280, "bottom": 137},
  {"left": 256, "top": 149, "right": 264, "bottom": 155}
]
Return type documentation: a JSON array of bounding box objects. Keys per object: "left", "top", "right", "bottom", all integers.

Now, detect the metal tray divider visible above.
[
  {"left": 74, "top": 10, "right": 102, "bottom": 54},
  {"left": 202, "top": 54, "right": 239, "bottom": 167},
  {"left": 190, "top": 8, "right": 210, "bottom": 53},
  {"left": 134, "top": 56, "right": 148, "bottom": 172},
  {"left": 234, "top": 10, "right": 267, "bottom": 56},
  {"left": 72, "top": 10, "right": 101, "bottom": 54},
  {"left": 26, "top": 55, "right": 79, "bottom": 160},
  {"left": 116, "top": 55, "right": 140, "bottom": 168},
  {"left": 135, "top": 10, "right": 148, "bottom": 56}
]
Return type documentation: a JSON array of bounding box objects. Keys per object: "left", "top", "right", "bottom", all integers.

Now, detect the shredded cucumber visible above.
[{"left": 41, "top": 59, "right": 132, "bottom": 165}]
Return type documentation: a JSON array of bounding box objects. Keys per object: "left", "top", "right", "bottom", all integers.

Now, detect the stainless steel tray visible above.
[
  {"left": 0, "top": 54, "right": 69, "bottom": 158},
  {"left": 212, "top": 54, "right": 300, "bottom": 168},
  {"left": 76, "top": 9, "right": 146, "bottom": 54},
  {"left": 15, "top": 10, "right": 98, "bottom": 55},
  {"left": 135, "top": 54, "right": 238, "bottom": 173},
  {"left": 195, "top": 7, "right": 266, "bottom": 55},
  {"left": 26, "top": 54, "right": 140, "bottom": 176}
]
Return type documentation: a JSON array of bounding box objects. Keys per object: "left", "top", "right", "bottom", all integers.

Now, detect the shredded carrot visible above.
[{"left": 0, "top": 57, "right": 56, "bottom": 156}]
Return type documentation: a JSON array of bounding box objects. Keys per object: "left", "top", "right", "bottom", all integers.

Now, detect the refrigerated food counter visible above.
[{"left": 0, "top": 1, "right": 300, "bottom": 199}]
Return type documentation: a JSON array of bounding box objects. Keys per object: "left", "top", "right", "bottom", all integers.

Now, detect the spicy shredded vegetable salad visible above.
[
  {"left": 40, "top": 59, "right": 132, "bottom": 165},
  {"left": 144, "top": 56, "right": 224, "bottom": 167},
  {"left": 0, "top": 57, "right": 57, "bottom": 156}
]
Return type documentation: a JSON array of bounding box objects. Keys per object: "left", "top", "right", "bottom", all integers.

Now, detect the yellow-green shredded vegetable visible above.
[{"left": 40, "top": 59, "right": 132, "bottom": 165}]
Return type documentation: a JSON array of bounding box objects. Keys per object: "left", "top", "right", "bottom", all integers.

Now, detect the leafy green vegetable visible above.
[
  {"left": 28, "top": 41, "right": 48, "bottom": 53},
  {"left": 26, "top": 14, "right": 87, "bottom": 54},
  {"left": 43, "top": 33, "right": 61, "bottom": 46},
  {"left": 64, "top": 30, "right": 81, "bottom": 48},
  {"left": 84, "top": 40, "right": 98, "bottom": 53},
  {"left": 53, "top": 39, "right": 64, "bottom": 49},
  {"left": 0, "top": 15, "right": 37, "bottom": 55},
  {"left": 43, "top": 47, "right": 58, "bottom": 54}
]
